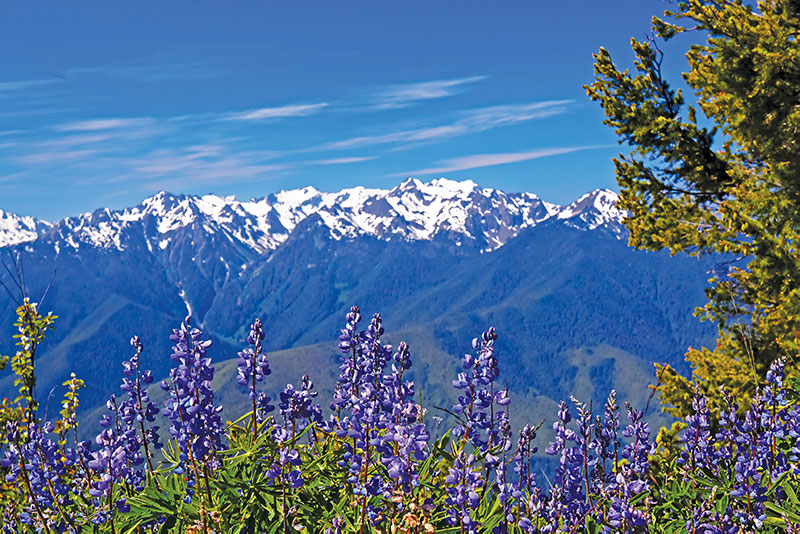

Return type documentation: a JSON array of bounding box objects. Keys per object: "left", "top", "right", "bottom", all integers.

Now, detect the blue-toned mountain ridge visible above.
[{"left": 0, "top": 178, "right": 715, "bottom": 428}]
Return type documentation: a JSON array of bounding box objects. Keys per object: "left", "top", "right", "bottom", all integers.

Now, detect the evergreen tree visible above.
[{"left": 586, "top": 0, "right": 800, "bottom": 417}]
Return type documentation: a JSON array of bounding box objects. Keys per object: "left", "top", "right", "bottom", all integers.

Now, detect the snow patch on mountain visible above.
[{"left": 0, "top": 210, "right": 52, "bottom": 247}]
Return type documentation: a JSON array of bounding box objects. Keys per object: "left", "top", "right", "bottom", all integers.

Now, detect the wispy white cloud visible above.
[
  {"left": 15, "top": 148, "right": 110, "bottom": 165},
  {"left": 223, "top": 103, "right": 329, "bottom": 121},
  {"left": 9, "top": 106, "right": 291, "bottom": 191},
  {"left": 387, "top": 145, "right": 612, "bottom": 177},
  {"left": 67, "top": 61, "right": 226, "bottom": 83},
  {"left": 364, "top": 76, "right": 486, "bottom": 110},
  {"left": 55, "top": 117, "right": 156, "bottom": 132},
  {"left": 0, "top": 107, "right": 78, "bottom": 119},
  {"left": 456, "top": 101, "right": 572, "bottom": 130},
  {"left": 0, "top": 78, "right": 55, "bottom": 93},
  {"left": 0, "top": 61, "right": 225, "bottom": 92},
  {"left": 309, "top": 156, "right": 376, "bottom": 165},
  {"left": 10, "top": 120, "right": 286, "bottom": 191},
  {"left": 127, "top": 144, "right": 289, "bottom": 187},
  {"left": 0, "top": 171, "right": 31, "bottom": 185},
  {"left": 315, "top": 100, "right": 573, "bottom": 151},
  {"left": 58, "top": 142, "right": 289, "bottom": 190},
  {"left": 33, "top": 133, "right": 115, "bottom": 149},
  {"left": 140, "top": 160, "right": 289, "bottom": 191}
]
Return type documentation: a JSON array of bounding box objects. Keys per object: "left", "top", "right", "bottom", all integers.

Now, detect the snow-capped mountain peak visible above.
[
  {"left": 0, "top": 210, "right": 52, "bottom": 247},
  {"left": 556, "top": 188, "right": 626, "bottom": 236}
]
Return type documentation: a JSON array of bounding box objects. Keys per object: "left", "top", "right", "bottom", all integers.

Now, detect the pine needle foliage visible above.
[{"left": 585, "top": 0, "right": 800, "bottom": 418}]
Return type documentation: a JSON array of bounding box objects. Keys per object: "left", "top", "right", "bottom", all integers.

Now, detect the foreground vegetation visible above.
[{"left": 0, "top": 299, "right": 798, "bottom": 532}]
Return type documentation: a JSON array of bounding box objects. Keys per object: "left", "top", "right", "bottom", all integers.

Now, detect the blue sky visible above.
[{"left": 0, "top": 1, "right": 681, "bottom": 220}]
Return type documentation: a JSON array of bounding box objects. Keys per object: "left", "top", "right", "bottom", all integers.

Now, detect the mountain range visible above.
[{"left": 0, "top": 178, "right": 715, "bottom": 436}]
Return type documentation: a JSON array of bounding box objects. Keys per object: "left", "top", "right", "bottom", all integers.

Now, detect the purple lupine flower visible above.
[
  {"left": 686, "top": 486, "right": 738, "bottom": 533},
  {"left": 544, "top": 400, "right": 587, "bottom": 529},
  {"left": 377, "top": 340, "right": 430, "bottom": 493},
  {"left": 595, "top": 390, "right": 620, "bottom": 485},
  {"left": 331, "top": 306, "right": 435, "bottom": 527},
  {"left": 324, "top": 515, "right": 345, "bottom": 534},
  {"left": 383, "top": 422, "right": 429, "bottom": 491},
  {"left": 1, "top": 421, "right": 80, "bottom": 530},
  {"left": 444, "top": 452, "right": 484, "bottom": 534},
  {"left": 785, "top": 516, "right": 800, "bottom": 534},
  {"left": 722, "top": 361, "right": 792, "bottom": 529},
  {"left": 491, "top": 410, "right": 516, "bottom": 534},
  {"left": 266, "top": 446, "right": 305, "bottom": 489},
  {"left": 620, "top": 403, "right": 653, "bottom": 480},
  {"left": 236, "top": 319, "right": 270, "bottom": 391},
  {"left": 255, "top": 392, "right": 276, "bottom": 425},
  {"left": 338, "top": 305, "right": 362, "bottom": 354},
  {"left": 761, "top": 358, "right": 791, "bottom": 478},
  {"left": 515, "top": 424, "right": 539, "bottom": 496},
  {"left": 679, "top": 394, "right": 715, "bottom": 474},
  {"left": 1, "top": 504, "right": 21, "bottom": 534},
  {"left": 332, "top": 311, "right": 398, "bottom": 504},
  {"left": 92, "top": 389, "right": 153, "bottom": 513},
  {"left": 117, "top": 336, "right": 162, "bottom": 485},
  {"left": 709, "top": 365, "right": 797, "bottom": 531},
  {"left": 452, "top": 327, "right": 506, "bottom": 452},
  {"left": 331, "top": 306, "right": 364, "bottom": 412},
  {"left": 237, "top": 319, "right": 274, "bottom": 428},
  {"left": 277, "top": 375, "right": 323, "bottom": 443},
  {"left": 517, "top": 480, "right": 545, "bottom": 533},
  {"left": 87, "top": 412, "right": 131, "bottom": 520},
  {"left": 572, "top": 396, "right": 597, "bottom": 483},
  {"left": 539, "top": 397, "right": 597, "bottom": 532},
  {"left": 382, "top": 341, "right": 414, "bottom": 422},
  {"left": 605, "top": 404, "right": 652, "bottom": 531},
  {"left": 160, "top": 317, "right": 225, "bottom": 474}
]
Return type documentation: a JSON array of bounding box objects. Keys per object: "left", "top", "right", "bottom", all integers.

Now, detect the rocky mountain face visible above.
[{"left": 0, "top": 179, "right": 711, "bottom": 423}]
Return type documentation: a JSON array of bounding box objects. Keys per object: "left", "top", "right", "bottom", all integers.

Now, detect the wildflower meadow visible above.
[{"left": 1, "top": 299, "right": 800, "bottom": 532}]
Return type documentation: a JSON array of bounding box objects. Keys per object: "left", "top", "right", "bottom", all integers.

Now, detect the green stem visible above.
[
  {"left": 282, "top": 461, "right": 288, "bottom": 534},
  {"left": 20, "top": 460, "right": 51, "bottom": 534},
  {"left": 37, "top": 449, "right": 76, "bottom": 532},
  {"left": 252, "top": 348, "right": 259, "bottom": 442},
  {"left": 133, "top": 348, "right": 158, "bottom": 486},
  {"left": 107, "top": 480, "right": 117, "bottom": 534}
]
